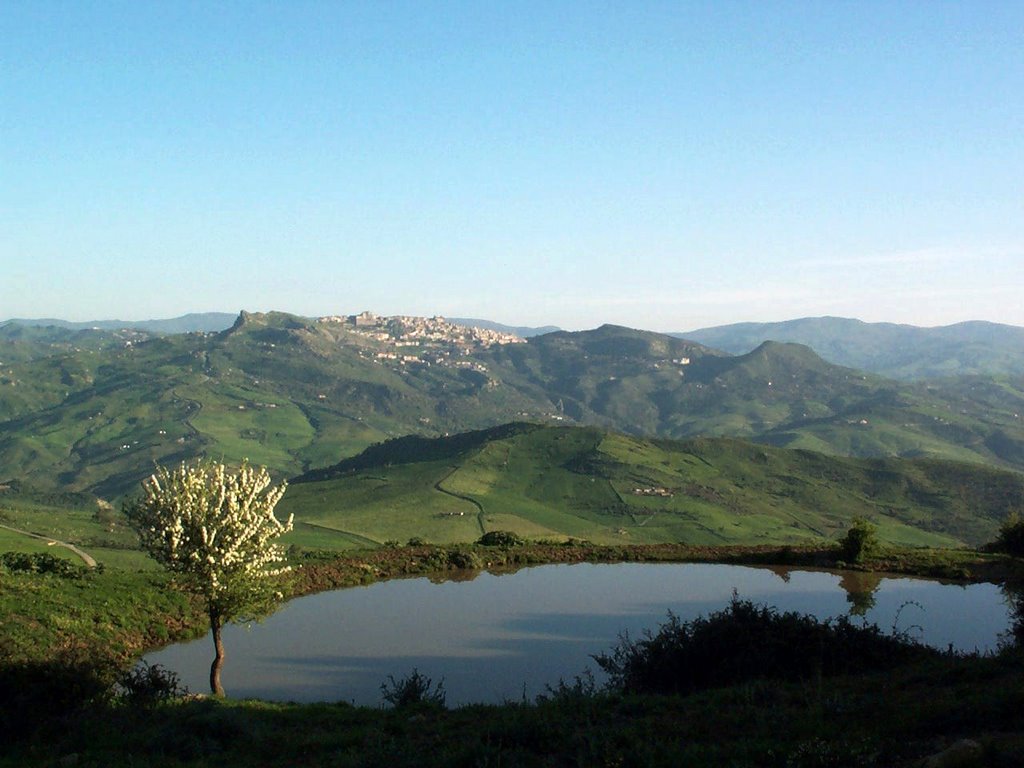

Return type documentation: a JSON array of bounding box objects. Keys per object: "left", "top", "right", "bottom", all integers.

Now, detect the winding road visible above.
[
  {"left": 0, "top": 524, "right": 97, "bottom": 568},
  {"left": 435, "top": 467, "right": 486, "bottom": 535}
]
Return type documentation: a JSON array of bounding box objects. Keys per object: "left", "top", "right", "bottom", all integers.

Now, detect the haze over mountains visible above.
[
  {"left": 679, "top": 316, "right": 1024, "bottom": 380},
  {"left": 1, "top": 310, "right": 1022, "bottom": 501},
  {"left": 6, "top": 312, "right": 1023, "bottom": 380}
]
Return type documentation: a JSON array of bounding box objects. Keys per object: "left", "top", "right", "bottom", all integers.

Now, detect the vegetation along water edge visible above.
[{"left": 5, "top": 531, "right": 1024, "bottom": 766}]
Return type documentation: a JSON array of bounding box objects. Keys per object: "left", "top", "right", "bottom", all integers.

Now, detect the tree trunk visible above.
[{"left": 209, "top": 611, "right": 226, "bottom": 697}]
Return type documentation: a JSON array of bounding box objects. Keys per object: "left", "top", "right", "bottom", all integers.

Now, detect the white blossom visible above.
[{"left": 127, "top": 460, "right": 293, "bottom": 611}]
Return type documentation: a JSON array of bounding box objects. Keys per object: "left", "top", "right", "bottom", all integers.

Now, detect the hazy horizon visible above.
[{"left": 4, "top": 308, "right": 1024, "bottom": 336}]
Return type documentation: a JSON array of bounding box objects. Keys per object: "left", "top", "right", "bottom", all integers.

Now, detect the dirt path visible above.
[
  {"left": 435, "top": 467, "right": 486, "bottom": 535},
  {"left": 0, "top": 524, "right": 98, "bottom": 568}
]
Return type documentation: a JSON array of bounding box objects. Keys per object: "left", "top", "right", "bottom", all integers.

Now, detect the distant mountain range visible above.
[
  {"left": 678, "top": 316, "right": 1024, "bottom": 380},
  {"left": 6, "top": 312, "right": 1023, "bottom": 380},
  {"left": 1, "top": 314, "right": 561, "bottom": 339},
  {"left": 1, "top": 312, "right": 239, "bottom": 335},
  {"left": 1, "top": 311, "right": 1022, "bottom": 498}
]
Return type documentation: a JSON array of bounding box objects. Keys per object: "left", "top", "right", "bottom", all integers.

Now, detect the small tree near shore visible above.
[
  {"left": 838, "top": 517, "right": 881, "bottom": 564},
  {"left": 125, "top": 460, "right": 292, "bottom": 696}
]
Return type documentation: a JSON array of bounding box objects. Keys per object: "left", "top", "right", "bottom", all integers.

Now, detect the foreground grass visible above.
[{"left": 6, "top": 651, "right": 1024, "bottom": 767}]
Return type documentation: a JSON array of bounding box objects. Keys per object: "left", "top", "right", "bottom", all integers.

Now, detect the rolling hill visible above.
[
  {"left": 679, "top": 316, "right": 1024, "bottom": 380},
  {"left": 1, "top": 312, "right": 238, "bottom": 335},
  {"left": 0, "top": 311, "right": 1022, "bottom": 499},
  {"left": 281, "top": 423, "right": 1024, "bottom": 550}
]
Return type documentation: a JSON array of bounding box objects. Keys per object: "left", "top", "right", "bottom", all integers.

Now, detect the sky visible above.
[{"left": 2, "top": 1, "right": 1022, "bottom": 331}]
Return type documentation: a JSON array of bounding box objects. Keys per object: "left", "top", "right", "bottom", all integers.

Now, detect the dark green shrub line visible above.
[
  {"left": 594, "top": 595, "right": 944, "bottom": 697},
  {"left": 0, "top": 551, "right": 89, "bottom": 578}
]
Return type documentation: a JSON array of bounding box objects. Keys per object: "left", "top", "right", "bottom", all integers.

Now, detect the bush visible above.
[
  {"left": 422, "top": 548, "right": 482, "bottom": 571},
  {"left": 0, "top": 551, "right": 87, "bottom": 578},
  {"left": 477, "top": 530, "right": 524, "bottom": 547},
  {"left": 116, "top": 661, "right": 188, "bottom": 706},
  {"left": 380, "top": 668, "right": 446, "bottom": 709},
  {"left": 993, "top": 512, "right": 1024, "bottom": 557},
  {"left": 536, "top": 670, "right": 599, "bottom": 705},
  {"left": 838, "top": 518, "right": 881, "bottom": 563},
  {"left": 594, "top": 595, "right": 936, "bottom": 696},
  {"left": 446, "top": 548, "right": 482, "bottom": 570}
]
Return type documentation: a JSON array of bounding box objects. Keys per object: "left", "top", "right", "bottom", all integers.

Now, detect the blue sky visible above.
[{"left": 2, "top": 1, "right": 1021, "bottom": 330}]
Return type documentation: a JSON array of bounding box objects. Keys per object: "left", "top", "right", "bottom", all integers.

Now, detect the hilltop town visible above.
[{"left": 318, "top": 311, "right": 523, "bottom": 372}]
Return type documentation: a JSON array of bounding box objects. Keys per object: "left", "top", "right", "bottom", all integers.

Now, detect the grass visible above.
[
  {"left": 0, "top": 567, "right": 205, "bottom": 665},
  {"left": 0, "top": 528, "right": 79, "bottom": 557},
  {"left": 284, "top": 424, "right": 1022, "bottom": 549},
  {"left": 0, "top": 484, "right": 138, "bottom": 566}
]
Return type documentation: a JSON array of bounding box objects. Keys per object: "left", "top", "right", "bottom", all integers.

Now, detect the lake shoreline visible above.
[
  {"left": 6, "top": 541, "right": 1024, "bottom": 766},
  {"left": 289, "top": 540, "right": 1024, "bottom": 601}
]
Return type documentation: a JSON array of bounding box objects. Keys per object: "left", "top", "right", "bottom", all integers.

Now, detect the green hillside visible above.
[
  {"left": 480, "top": 330, "right": 1024, "bottom": 471},
  {"left": 2, "top": 312, "right": 1023, "bottom": 501},
  {"left": 0, "top": 481, "right": 151, "bottom": 569},
  {"left": 679, "top": 316, "right": 1024, "bottom": 380},
  {"left": 281, "top": 423, "right": 1024, "bottom": 550}
]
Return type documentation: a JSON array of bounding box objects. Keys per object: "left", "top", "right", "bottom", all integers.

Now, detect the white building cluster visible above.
[{"left": 318, "top": 311, "right": 523, "bottom": 352}]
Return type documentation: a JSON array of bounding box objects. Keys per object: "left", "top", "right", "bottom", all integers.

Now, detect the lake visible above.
[{"left": 144, "top": 562, "right": 1013, "bottom": 706}]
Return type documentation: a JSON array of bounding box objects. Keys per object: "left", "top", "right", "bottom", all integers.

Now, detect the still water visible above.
[{"left": 144, "top": 563, "right": 1013, "bottom": 706}]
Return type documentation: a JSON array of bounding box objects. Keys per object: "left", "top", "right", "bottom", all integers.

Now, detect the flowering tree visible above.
[{"left": 126, "top": 460, "right": 292, "bottom": 696}]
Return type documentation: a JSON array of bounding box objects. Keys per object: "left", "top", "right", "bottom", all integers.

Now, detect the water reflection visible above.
[
  {"left": 144, "top": 563, "right": 1011, "bottom": 706},
  {"left": 838, "top": 571, "right": 882, "bottom": 616},
  {"left": 1000, "top": 583, "right": 1024, "bottom": 650}
]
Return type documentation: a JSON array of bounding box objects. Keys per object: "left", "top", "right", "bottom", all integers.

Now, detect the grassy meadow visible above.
[{"left": 278, "top": 424, "right": 1023, "bottom": 552}]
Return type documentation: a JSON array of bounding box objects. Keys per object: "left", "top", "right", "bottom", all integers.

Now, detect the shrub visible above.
[
  {"left": 477, "top": 530, "right": 524, "bottom": 547},
  {"left": 838, "top": 518, "right": 881, "bottom": 563},
  {"left": 446, "top": 548, "right": 482, "bottom": 570},
  {"left": 993, "top": 512, "right": 1024, "bottom": 557},
  {"left": 116, "top": 661, "right": 188, "bottom": 706},
  {"left": 0, "top": 551, "right": 86, "bottom": 579},
  {"left": 594, "top": 595, "right": 936, "bottom": 696},
  {"left": 380, "top": 668, "right": 446, "bottom": 709},
  {"left": 421, "top": 548, "right": 482, "bottom": 571},
  {"left": 535, "top": 670, "right": 598, "bottom": 705}
]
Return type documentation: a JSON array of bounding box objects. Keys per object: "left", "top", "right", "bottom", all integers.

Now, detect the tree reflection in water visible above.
[
  {"left": 767, "top": 566, "right": 882, "bottom": 617},
  {"left": 838, "top": 571, "right": 882, "bottom": 617},
  {"left": 1000, "top": 583, "right": 1024, "bottom": 650}
]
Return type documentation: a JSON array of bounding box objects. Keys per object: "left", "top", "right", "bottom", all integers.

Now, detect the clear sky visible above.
[{"left": 2, "top": 1, "right": 1022, "bottom": 331}]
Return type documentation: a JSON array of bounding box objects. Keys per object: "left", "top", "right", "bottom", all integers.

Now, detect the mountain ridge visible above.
[
  {"left": 2, "top": 310, "right": 1022, "bottom": 498},
  {"left": 678, "top": 316, "right": 1024, "bottom": 380}
]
